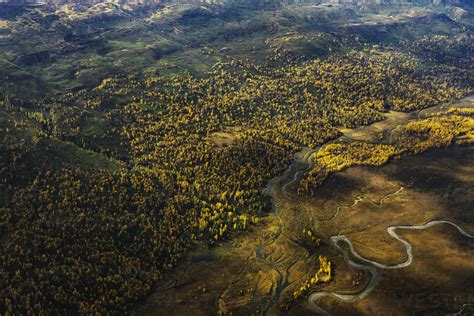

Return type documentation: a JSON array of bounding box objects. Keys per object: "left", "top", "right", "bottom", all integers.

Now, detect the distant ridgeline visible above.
[{"left": 0, "top": 0, "right": 471, "bottom": 7}]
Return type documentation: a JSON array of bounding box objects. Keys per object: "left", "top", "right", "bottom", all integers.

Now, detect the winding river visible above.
[
  {"left": 308, "top": 220, "right": 474, "bottom": 315},
  {"left": 134, "top": 96, "right": 473, "bottom": 315},
  {"left": 268, "top": 95, "right": 474, "bottom": 314}
]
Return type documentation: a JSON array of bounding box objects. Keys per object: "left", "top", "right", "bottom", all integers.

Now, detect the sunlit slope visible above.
[{"left": 0, "top": 1, "right": 470, "bottom": 99}]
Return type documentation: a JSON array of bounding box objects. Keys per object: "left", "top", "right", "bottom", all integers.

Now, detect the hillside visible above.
[
  {"left": 0, "top": 0, "right": 473, "bottom": 314},
  {"left": 1, "top": 0, "right": 473, "bottom": 5},
  {"left": 0, "top": 0, "right": 471, "bottom": 99}
]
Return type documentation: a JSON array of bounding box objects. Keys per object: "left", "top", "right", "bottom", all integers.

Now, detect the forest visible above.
[
  {"left": 0, "top": 32, "right": 473, "bottom": 314},
  {"left": 299, "top": 113, "right": 474, "bottom": 195}
]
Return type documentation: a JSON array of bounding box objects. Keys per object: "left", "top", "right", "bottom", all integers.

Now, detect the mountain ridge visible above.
[{"left": 1, "top": 0, "right": 472, "bottom": 7}]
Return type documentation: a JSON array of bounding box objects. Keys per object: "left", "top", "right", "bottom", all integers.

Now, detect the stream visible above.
[
  {"left": 263, "top": 96, "right": 474, "bottom": 314},
  {"left": 308, "top": 220, "right": 474, "bottom": 315},
  {"left": 134, "top": 96, "right": 473, "bottom": 315}
]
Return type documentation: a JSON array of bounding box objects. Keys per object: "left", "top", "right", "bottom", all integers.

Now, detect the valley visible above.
[
  {"left": 0, "top": 1, "right": 472, "bottom": 314},
  {"left": 134, "top": 96, "right": 474, "bottom": 315}
]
